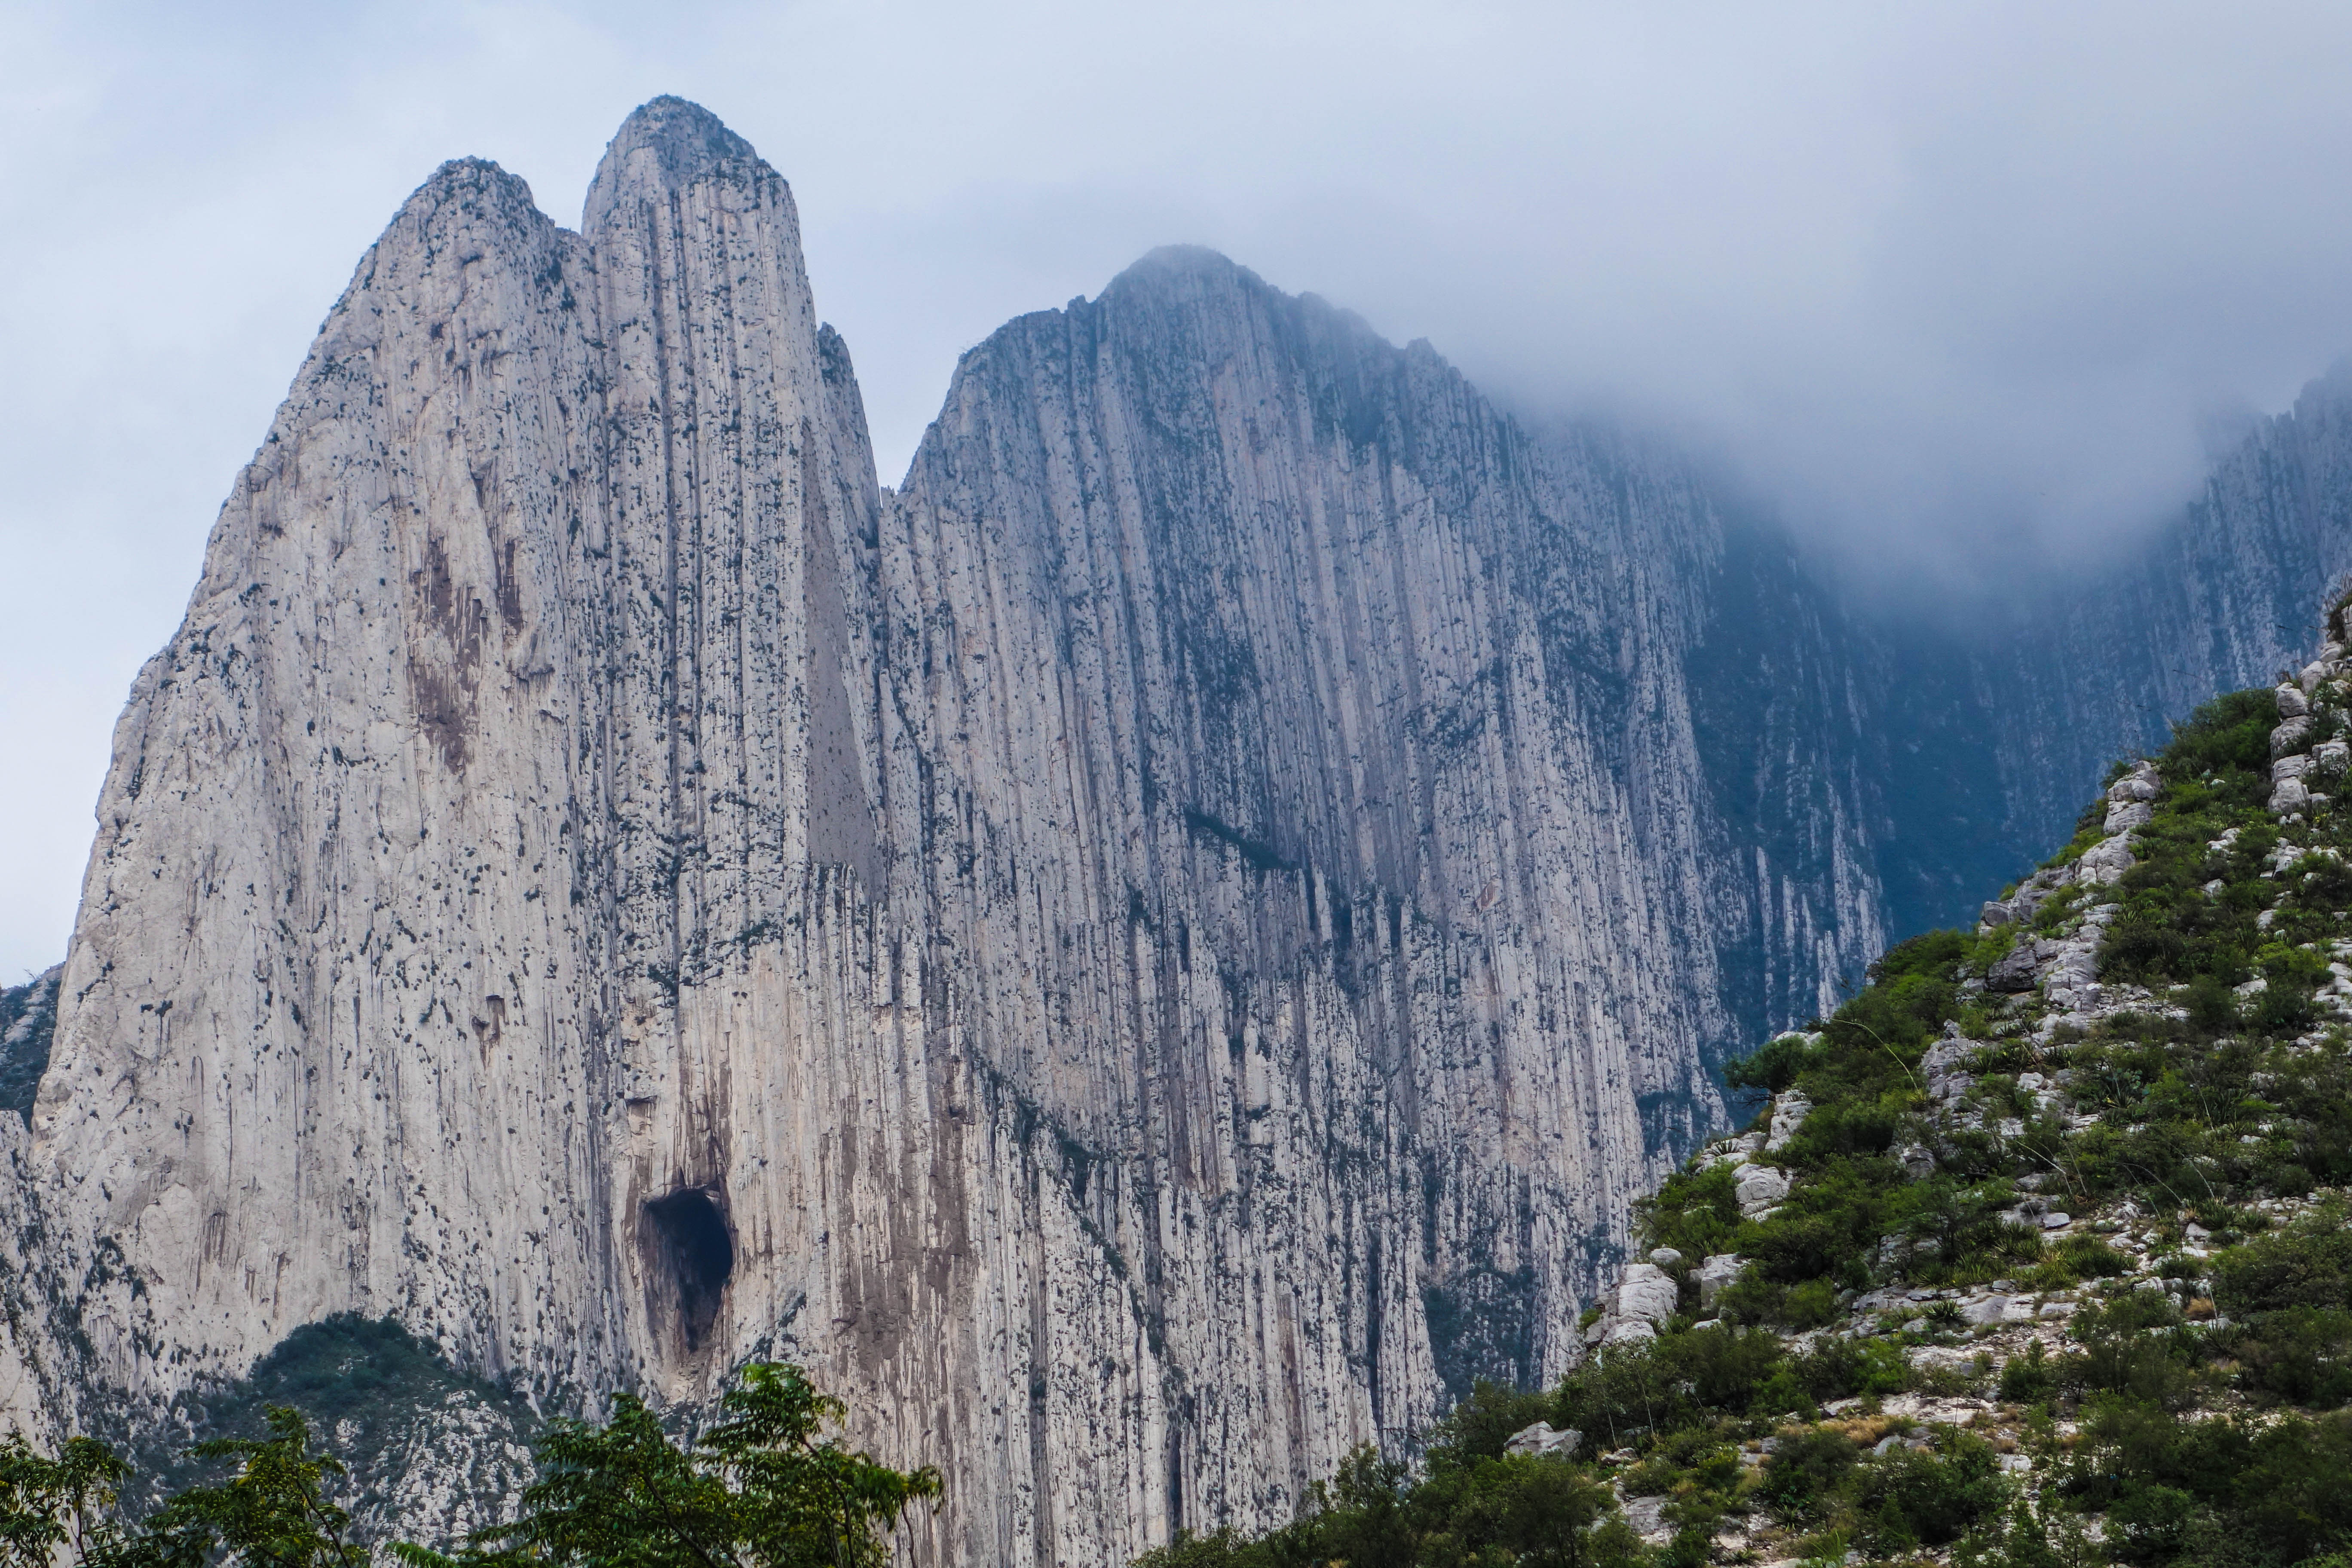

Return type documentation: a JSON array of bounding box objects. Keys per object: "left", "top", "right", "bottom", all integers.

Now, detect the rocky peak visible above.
[{"left": 584, "top": 94, "right": 775, "bottom": 231}]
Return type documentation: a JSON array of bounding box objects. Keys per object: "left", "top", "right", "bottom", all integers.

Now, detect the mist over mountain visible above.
[{"left": 15, "top": 6, "right": 2352, "bottom": 987}]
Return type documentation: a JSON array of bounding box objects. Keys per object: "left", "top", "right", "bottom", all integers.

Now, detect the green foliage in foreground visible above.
[
  {"left": 1145, "top": 683, "right": 2352, "bottom": 1567},
  {"left": 1135, "top": 1434, "right": 1639, "bottom": 1568},
  {"left": 400, "top": 1363, "right": 939, "bottom": 1568},
  {"left": 0, "top": 1363, "right": 935, "bottom": 1568}
]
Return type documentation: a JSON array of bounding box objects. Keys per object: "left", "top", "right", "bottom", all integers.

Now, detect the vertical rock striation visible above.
[
  {"left": 25, "top": 99, "right": 1887, "bottom": 1561},
  {"left": 870, "top": 249, "right": 1887, "bottom": 1553}
]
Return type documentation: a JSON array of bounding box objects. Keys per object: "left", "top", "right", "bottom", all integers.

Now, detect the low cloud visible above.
[{"left": 6, "top": 0, "right": 2352, "bottom": 969}]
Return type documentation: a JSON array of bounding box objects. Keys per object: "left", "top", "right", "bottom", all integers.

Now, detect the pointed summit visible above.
[
  {"left": 1112, "top": 243, "right": 1246, "bottom": 286},
  {"left": 584, "top": 95, "right": 769, "bottom": 231}
]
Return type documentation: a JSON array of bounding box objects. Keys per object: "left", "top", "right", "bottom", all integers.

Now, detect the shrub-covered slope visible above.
[
  {"left": 1140, "top": 609, "right": 2352, "bottom": 1567},
  {"left": 123, "top": 1316, "right": 538, "bottom": 1553}
]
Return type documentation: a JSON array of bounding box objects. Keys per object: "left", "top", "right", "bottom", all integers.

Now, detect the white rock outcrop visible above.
[
  {"left": 1614, "top": 1264, "right": 1680, "bottom": 1326},
  {"left": 1696, "top": 1254, "right": 1745, "bottom": 1309},
  {"left": 1504, "top": 1421, "right": 1581, "bottom": 1458},
  {"left": 1735, "top": 1165, "right": 1792, "bottom": 1213},
  {"left": 1765, "top": 1093, "right": 1812, "bottom": 1152}
]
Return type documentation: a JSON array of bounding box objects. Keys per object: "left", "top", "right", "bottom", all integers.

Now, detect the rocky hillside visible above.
[
  {"left": 1148, "top": 608, "right": 2352, "bottom": 1565},
  {"left": 119, "top": 1315, "right": 537, "bottom": 1550}
]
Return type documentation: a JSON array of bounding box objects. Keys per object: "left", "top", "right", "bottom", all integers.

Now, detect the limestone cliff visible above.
[{"left": 24, "top": 98, "right": 1886, "bottom": 1560}]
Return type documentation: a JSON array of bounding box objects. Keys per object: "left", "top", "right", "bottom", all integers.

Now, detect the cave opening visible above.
[{"left": 644, "top": 1186, "right": 734, "bottom": 1352}]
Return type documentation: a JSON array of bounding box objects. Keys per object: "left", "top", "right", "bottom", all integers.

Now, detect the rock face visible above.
[{"left": 24, "top": 99, "right": 1890, "bottom": 1560}]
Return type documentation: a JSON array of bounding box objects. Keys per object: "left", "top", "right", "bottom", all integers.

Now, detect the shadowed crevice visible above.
[{"left": 644, "top": 1186, "right": 734, "bottom": 1352}]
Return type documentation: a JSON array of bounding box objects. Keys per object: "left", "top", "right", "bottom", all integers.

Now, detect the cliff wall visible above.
[{"left": 22, "top": 99, "right": 1890, "bottom": 1560}]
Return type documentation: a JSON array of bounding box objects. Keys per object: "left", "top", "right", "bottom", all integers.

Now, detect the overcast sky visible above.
[{"left": 8, "top": 0, "right": 2352, "bottom": 976}]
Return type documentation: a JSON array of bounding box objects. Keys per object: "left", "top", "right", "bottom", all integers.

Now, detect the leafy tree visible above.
[
  {"left": 140, "top": 1406, "right": 366, "bottom": 1568},
  {"left": 399, "top": 1363, "right": 940, "bottom": 1568},
  {"left": 0, "top": 1433, "right": 138, "bottom": 1568},
  {"left": 0, "top": 1408, "right": 364, "bottom": 1568}
]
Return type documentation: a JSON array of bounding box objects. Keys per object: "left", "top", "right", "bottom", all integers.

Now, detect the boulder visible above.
[
  {"left": 1979, "top": 899, "right": 2013, "bottom": 928},
  {"left": 2273, "top": 716, "right": 2313, "bottom": 758},
  {"left": 1921, "top": 1037, "right": 1975, "bottom": 1089},
  {"left": 2000, "top": 868, "right": 2067, "bottom": 924},
  {"left": 2278, "top": 683, "right": 2311, "bottom": 720},
  {"left": 1697, "top": 1254, "right": 1746, "bottom": 1308},
  {"left": 1504, "top": 1421, "right": 1581, "bottom": 1458},
  {"left": 1986, "top": 940, "right": 2051, "bottom": 993},
  {"left": 2077, "top": 836, "right": 2138, "bottom": 882},
  {"left": 1735, "top": 1165, "right": 1791, "bottom": 1213},
  {"left": 2104, "top": 800, "right": 2152, "bottom": 833},
  {"left": 1603, "top": 1319, "right": 1658, "bottom": 1346},
  {"left": 2275, "top": 754, "right": 2313, "bottom": 781},
  {"left": 1766, "top": 1093, "right": 1813, "bottom": 1152},
  {"left": 1896, "top": 1143, "right": 1937, "bottom": 1180},
  {"left": 2319, "top": 740, "right": 2349, "bottom": 777},
  {"left": 1647, "top": 1247, "right": 1683, "bottom": 1267},
  {"left": 1960, "top": 1295, "right": 2010, "bottom": 1326},
  {"left": 1621, "top": 1496, "right": 1669, "bottom": 1542},
  {"left": 1616, "top": 1263, "right": 1680, "bottom": 1324},
  {"left": 2273, "top": 776, "right": 2312, "bottom": 816}
]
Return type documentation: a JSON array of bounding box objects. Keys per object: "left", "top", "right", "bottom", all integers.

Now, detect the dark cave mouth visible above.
[{"left": 644, "top": 1186, "right": 734, "bottom": 1351}]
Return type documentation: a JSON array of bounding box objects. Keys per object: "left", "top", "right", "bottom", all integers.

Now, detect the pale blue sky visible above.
[{"left": 8, "top": 0, "right": 2352, "bottom": 975}]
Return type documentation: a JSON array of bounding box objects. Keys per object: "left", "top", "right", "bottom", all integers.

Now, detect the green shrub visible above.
[
  {"left": 1429, "top": 1380, "right": 1555, "bottom": 1461},
  {"left": 2214, "top": 1222, "right": 2352, "bottom": 1314},
  {"left": 1784, "top": 1337, "right": 1907, "bottom": 1402},
  {"left": 2050, "top": 1235, "right": 2131, "bottom": 1280},
  {"left": 1663, "top": 1325, "right": 1788, "bottom": 1411},
  {"left": 1998, "top": 1341, "right": 2057, "bottom": 1404},
  {"left": 2159, "top": 689, "right": 2277, "bottom": 781},
  {"left": 1726, "top": 1034, "right": 1820, "bottom": 1094},
  {"left": 1635, "top": 1164, "right": 1743, "bottom": 1263},
  {"left": 1781, "top": 1098, "right": 1903, "bottom": 1161},
  {"left": 1757, "top": 1427, "right": 1858, "bottom": 1524},
  {"left": 2106, "top": 1483, "right": 2199, "bottom": 1562},
  {"left": 1870, "top": 929, "right": 1973, "bottom": 986},
  {"left": 2230, "top": 1307, "right": 2352, "bottom": 1408},
  {"left": 2185, "top": 973, "right": 2241, "bottom": 1032},
  {"left": 1781, "top": 1279, "right": 1839, "bottom": 1330},
  {"left": 1853, "top": 1433, "right": 2005, "bottom": 1552}
]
